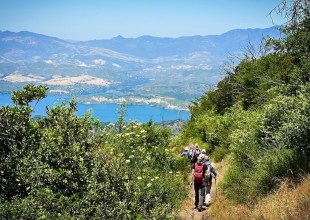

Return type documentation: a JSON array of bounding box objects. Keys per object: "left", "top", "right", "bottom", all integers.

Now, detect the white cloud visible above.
[
  {"left": 93, "top": 59, "right": 106, "bottom": 65},
  {"left": 112, "top": 63, "right": 121, "bottom": 68}
]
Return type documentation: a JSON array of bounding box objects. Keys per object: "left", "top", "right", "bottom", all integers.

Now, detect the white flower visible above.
[
  {"left": 126, "top": 159, "right": 130, "bottom": 163},
  {"left": 137, "top": 176, "right": 142, "bottom": 180}
]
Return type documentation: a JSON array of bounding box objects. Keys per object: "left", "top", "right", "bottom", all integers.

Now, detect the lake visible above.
[{"left": 0, "top": 93, "right": 190, "bottom": 123}]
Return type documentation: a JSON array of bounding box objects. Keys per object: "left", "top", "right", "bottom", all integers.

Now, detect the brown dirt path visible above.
[
  {"left": 176, "top": 161, "right": 225, "bottom": 220},
  {"left": 176, "top": 185, "right": 212, "bottom": 219},
  {"left": 176, "top": 178, "right": 217, "bottom": 219}
]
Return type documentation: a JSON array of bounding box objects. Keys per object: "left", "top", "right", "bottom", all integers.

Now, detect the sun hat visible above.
[{"left": 198, "top": 154, "right": 205, "bottom": 162}]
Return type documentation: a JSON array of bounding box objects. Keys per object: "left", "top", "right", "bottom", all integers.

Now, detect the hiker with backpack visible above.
[
  {"left": 180, "top": 146, "right": 190, "bottom": 157},
  {"left": 187, "top": 145, "right": 194, "bottom": 161},
  {"left": 191, "top": 153, "right": 208, "bottom": 212},
  {"left": 190, "top": 144, "right": 201, "bottom": 164},
  {"left": 201, "top": 149, "right": 217, "bottom": 206}
]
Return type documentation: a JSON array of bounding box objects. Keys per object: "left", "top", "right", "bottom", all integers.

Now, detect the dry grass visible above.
[
  {"left": 176, "top": 160, "right": 229, "bottom": 220},
  {"left": 176, "top": 157, "right": 310, "bottom": 220},
  {"left": 208, "top": 161, "right": 310, "bottom": 220}
]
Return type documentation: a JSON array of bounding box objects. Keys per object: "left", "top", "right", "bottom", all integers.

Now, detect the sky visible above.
[{"left": 0, "top": 0, "right": 287, "bottom": 41}]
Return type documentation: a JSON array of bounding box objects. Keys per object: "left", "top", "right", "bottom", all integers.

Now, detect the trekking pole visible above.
[{"left": 214, "top": 177, "right": 217, "bottom": 200}]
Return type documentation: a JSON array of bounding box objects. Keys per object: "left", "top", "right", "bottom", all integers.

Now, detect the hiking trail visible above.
[{"left": 177, "top": 161, "right": 224, "bottom": 220}]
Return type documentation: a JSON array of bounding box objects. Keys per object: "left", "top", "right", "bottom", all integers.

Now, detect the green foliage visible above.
[
  {"left": 212, "top": 146, "right": 229, "bottom": 162},
  {"left": 115, "top": 102, "right": 127, "bottom": 133},
  {"left": 0, "top": 87, "right": 188, "bottom": 219},
  {"left": 179, "top": 2, "right": 310, "bottom": 205},
  {"left": 213, "top": 73, "right": 310, "bottom": 204},
  {"left": 0, "top": 105, "right": 38, "bottom": 199},
  {"left": 261, "top": 85, "right": 310, "bottom": 156},
  {"left": 12, "top": 84, "right": 48, "bottom": 106}
]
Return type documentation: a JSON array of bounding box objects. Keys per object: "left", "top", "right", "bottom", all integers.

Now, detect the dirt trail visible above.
[
  {"left": 177, "top": 161, "right": 225, "bottom": 220},
  {"left": 177, "top": 179, "right": 217, "bottom": 219}
]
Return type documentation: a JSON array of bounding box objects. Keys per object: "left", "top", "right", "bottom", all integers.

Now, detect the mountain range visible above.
[{"left": 0, "top": 26, "right": 283, "bottom": 109}]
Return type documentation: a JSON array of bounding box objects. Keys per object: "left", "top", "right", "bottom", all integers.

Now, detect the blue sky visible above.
[{"left": 0, "top": 0, "right": 287, "bottom": 40}]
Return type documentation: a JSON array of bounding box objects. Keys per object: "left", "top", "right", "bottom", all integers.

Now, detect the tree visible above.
[
  {"left": 12, "top": 84, "right": 48, "bottom": 106},
  {"left": 0, "top": 85, "right": 47, "bottom": 200}
]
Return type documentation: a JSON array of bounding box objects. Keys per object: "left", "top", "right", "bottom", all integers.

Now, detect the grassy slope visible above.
[{"left": 208, "top": 159, "right": 310, "bottom": 220}]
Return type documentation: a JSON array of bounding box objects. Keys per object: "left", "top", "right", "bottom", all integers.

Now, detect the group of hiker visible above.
[{"left": 180, "top": 144, "right": 217, "bottom": 212}]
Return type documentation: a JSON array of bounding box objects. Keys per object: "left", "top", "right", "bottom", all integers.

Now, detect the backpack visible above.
[
  {"left": 194, "top": 163, "right": 204, "bottom": 183},
  {"left": 195, "top": 149, "right": 201, "bottom": 156},
  {"left": 191, "top": 153, "right": 198, "bottom": 163},
  {"left": 188, "top": 149, "right": 193, "bottom": 160}
]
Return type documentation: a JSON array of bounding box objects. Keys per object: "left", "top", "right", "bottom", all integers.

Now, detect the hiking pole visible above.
[{"left": 214, "top": 177, "right": 217, "bottom": 201}]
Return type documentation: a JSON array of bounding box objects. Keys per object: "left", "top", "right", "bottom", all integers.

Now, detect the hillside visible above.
[
  {"left": 175, "top": 2, "right": 310, "bottom": 219},
  {"left": 0, "top": 3, "right": 309, "bottom": 218},
  {"left": 0, "top": 26, "right": 283, "bottom": 109}
]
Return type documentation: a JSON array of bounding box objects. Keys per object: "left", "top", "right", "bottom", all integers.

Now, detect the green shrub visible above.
[
  {"left": 0, "top": 86, "right": 189, "bottom": 219},
  {"left": 212, "top": 146, "right": 229, "bottom": 162}
]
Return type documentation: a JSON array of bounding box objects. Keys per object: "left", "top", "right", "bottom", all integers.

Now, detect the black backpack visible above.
[{"left": 191, "top": 153, "right": 198, "bottom": 163}]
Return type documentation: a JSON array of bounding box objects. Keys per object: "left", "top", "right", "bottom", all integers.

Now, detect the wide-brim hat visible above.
[{"left": 198, "top": 154, "right": 205, "bottom": 162}]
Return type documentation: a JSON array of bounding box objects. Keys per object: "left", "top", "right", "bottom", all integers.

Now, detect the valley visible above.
[{"left": 0, "top": 26, "right": 283, "bottom": 110}]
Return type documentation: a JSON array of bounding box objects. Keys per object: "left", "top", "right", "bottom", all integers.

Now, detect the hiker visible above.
[
  {"left": 188, "top": 145, "right": 195, "bottom": 161},
  {"left": 201, "top": 149, "right": 217, "bottom": 206},
  {"left": 191, "top": 153, "right": 208, "bottom": 212},
  {"left": 190, "top": 144, "right": 201, "bottom": 164},
  {"left": 180, "top": 146, "right": 190, "bottom": 157}
]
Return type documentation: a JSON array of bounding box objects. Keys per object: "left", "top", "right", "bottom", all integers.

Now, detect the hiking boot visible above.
[
  {"left": 192, "top": 205, "right": 198, "bottom": 210},
  {"left": 198, "top": 207, "right": 203, "bottom": 212}
]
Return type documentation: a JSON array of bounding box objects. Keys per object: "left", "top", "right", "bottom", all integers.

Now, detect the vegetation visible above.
[
  {"left": 208, "top": 161, "right": 310, "bottom": 220},
  {"left": 1, "top": 1, "right": 309, "bottom": 219},
  {"left": 0, "top": 85, "right": 190, "bottom": 219},
  {"left": 178, "top": 0, "right": 310, "bottom": 205}
]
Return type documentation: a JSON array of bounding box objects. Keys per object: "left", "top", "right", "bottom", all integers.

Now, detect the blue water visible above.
[{"left": 0, "top": 93, "right": 190, "bottom": 123}]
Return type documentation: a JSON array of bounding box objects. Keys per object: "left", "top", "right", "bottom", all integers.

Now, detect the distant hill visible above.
[
  {"left": 79, "top": 26, "right": 283, "bottom": 59},
  {"left": 0, "top": 26, "right": 284, "bottom": 109},
  {"left": 0, "top": 26, "right": 283, "bottom": 65},
  {"left": 0, "top": 30, "right": 142, "bottom": 65}
]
